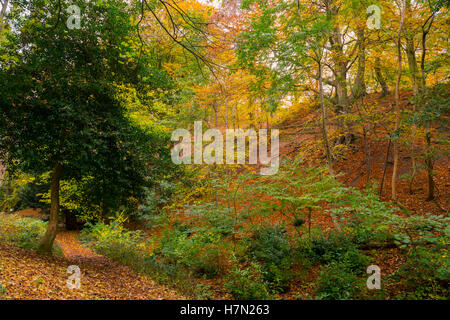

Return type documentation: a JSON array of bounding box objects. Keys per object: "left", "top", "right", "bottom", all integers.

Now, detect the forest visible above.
[{"left": 0, "top": 0, "right": 448, "bottom": 302}]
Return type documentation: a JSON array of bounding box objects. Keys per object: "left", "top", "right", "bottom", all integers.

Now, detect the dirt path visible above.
[
  {"left": 56, "top": 231, "right": 104, "bottom": 261},
  {"left": 0, "top": 223, "right": 185, "bottom": 300}
]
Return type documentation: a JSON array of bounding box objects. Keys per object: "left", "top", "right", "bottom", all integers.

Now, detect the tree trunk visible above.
[
  {"left": 379, "top": 139, "right": 391, "bottom": 197},
  {"left": 425, "top": 124, "right": 434, "bottom": 200},
  {"left": 405, "top": 0, "right": 422, "bottom": 194},
  {"left": 38, "top": 162, "right": 62, "bottom": 254},
  {"left": 353, "top": 27, "right": 367, "bottom": 99},
  {"left": 405, "top": 1, "right": 422, "bottom": 95},
  {"left": 420, "top": 13, "right": 436, "bottom": 201},
  {"left": 1, "top": 166, "right": 11, "bottom": 212},
  {"left": 355, "top": 102, "right": 371, "bottom": 187},
  {"left": 0, "top": 0, "right": 8, "bottom": 34},
  {"left": 409, "top": 100, "right": 417, "bottom": 194},
  {"left": 374, "top": 57, "right": 390, "bottom": 97},
  {"left": 319, "top": 61, "right": 333, "bottom": 175},
  {"left": 406, "top": 38, "right": 420, "bottom": 95},
  {"left": 224, "top": 86, "right": 228, "bottom": 128},
  {"left": 327, "top": 5, "right": 349, "bottom": 114},
  {"left": 213, "top": 99, "right": 218, "bottom": 127},
  {"left": 405, "top": 6, "right": 419, "bottom": 194},
  {"left": 391, "top": 0, "right": 406, "bottom": 201}
]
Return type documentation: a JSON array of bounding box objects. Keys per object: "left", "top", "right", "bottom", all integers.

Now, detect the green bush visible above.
[
  {"left": 262, "top": 261, "right": 292, "bottom": 293},
  {"left": 183, "top": 204, "right": 236, "bottom": 237},
  {"left": 315, "top": 261, "right": 362, "bottom": 300},
  {"left": 393, "top": 247, "right": 449, "bottom": 299},
  {"left": 344, "top": 213, "right": 395, "bottom": 247},
  {"left": 249, "top": 225, "right": 291, "bottom": 265},
  {"left": 225, "top": 262, "right": 270, "bottom": 300},
  {"left": 133, "top": 182, "right": 177, "bottom": 228},
  {"left": 156, "top": 227, "right": 228, "bottom": 278},
  {"left": 248, "top": 225, "right": 292, "bottom": 292},
  {"left": 0, "top": 172, "right": 50, "bottom": 212},
  {"left": 310, "top": 232, "right": 369, "bottom": 274},
  {"left": 81, "top": 220, "right": 147, "bottom": 265}
]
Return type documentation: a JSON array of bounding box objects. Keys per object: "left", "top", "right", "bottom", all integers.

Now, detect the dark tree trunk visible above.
[
  {"left": 374, "top": 57, "right": 390, "bottom": 98},
  {"left": 379, "top": 140, "right": 391, "bottom": 197},
  {"left": 64, "top": 209, "right": 80, "bottom": 231},
  {"left": 420, "top": 12, "right": 436, "bottom": 201},
  {"left": 425, "top": 125, "right": 434, "bottom": 200}
]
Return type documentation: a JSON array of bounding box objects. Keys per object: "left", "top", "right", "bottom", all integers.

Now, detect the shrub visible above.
[
  {"left": 310, "top": 232, "right": 369, "bottom": 274},
  {"left": 81, "top": 219, "right": 147, "bottom": 265},
  {"left": 344, "top": 213, "right": 395, "bottom": 247},
  {"left": 225, "top": 262, "right": 270, "bottom": 300},
  {"left": 263, "top": 261, "right": 292, "bottom": 293},
  {"left": 247, "top": 225, "right": 292, "bottom": 292},
  {"left": 156, "top": 227, "right": 228, "bottom": 278},
  {"left": 133, "top": 182, "right": 177, "bottom": 228},
  {"left": 393, "top": 247, "right": 449, "bottom": 299},
  {"left": 249, "top": 224, "right": 291, "bottom": 265},
  {"left": 183, "top": 203, "right": 236, "bottom": 237},
  {"left": 315, "top": 261, "right": 362, "bottom": 300}
]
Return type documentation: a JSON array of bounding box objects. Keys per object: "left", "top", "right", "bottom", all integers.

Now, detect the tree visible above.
[
  {"left": 417, "top": 0, "right": 448, "bottom": 200},
  {"left": 0, "top": 0, "right": 172, "bottom": 253},
  {"left": 237, "top": 0, "right": 335, "bottom": 173},
  {"left": 391, "top": 0, "right": 406, "bottom": 202},
  {"left": 0, "top": 0, "right": 8, "bottom": 34}
]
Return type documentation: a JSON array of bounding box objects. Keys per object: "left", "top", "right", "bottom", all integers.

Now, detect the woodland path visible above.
[{"left": 0, "top": 217, "right": 185, "bottom": 300}]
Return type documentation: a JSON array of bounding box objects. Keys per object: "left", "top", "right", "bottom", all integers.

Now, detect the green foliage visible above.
[
  {"left": 411, "top": 82, "right": 450, "bottom": 126},
  {"left": 315, "top": 261, "right": 363, "bottom": 300},
  {"left": 39, "top": 176, "right": 104, "bottom": 222},
  {"left": 14, "top": 179, "right": 49, "bottom": 211},
  {"left": 393, "top": 247, "right": 449, "bottom": 299},
  {"left": 248, "top": 224, "right": 292, "bottom": 292},
  {"left": 156, "top": 226, "right": 229, "bottom": 278},
  {"left": 237, "top": 0, "right": 332, "bottom": 111},
  {"left": 225, "top": 262, "right": 270, "bottom": 300},
  {"left": 310, "top": 232, "right": 370, "bottom": 274},
  {"left": 249, "top": 224, "right": 291, "bottom": 265},
  {"left": 138, "top": 181, "right": 178, "bottom": 215},
  {"left": 0, "top": 0, "right": 175, "bottom": 220},
  {"left": 0, "top": 214, "right": 61, "bottom": 254},
  {"left": 81, "top": 217, "right": 146, "bottom": 265},
  {"left": 183, "top": 203, "right": 237, "bottom": 237},
  {"left": 0, "top": 172, "right": 45, "bottom": 212}
]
